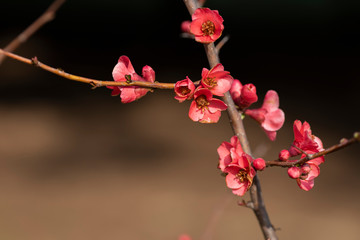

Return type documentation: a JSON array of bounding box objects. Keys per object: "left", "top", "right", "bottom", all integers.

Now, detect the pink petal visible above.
[
  {"left": 230, "top": 79, "right": 243, "bottom": 105},
  {"left": 262, "top": 90, "right": 279, "bottom": 112},
  {"left": 188, "top": 101, "right": 204, "bottom": 122},
  {"left": 305, "top": 163, "right": 320, "bottom": 180},
  {"left": 297, "top": 179, "right": 315, "bottom": 191},
  {"left": 209, "top": 63, "right": 225, "bottom": 73},
  {"left": 120, "top": 87, "right": 137, "bottom": 103},
  {"left": 200, "top": 109, "right": 221, "bottom": 123},
  {"left": 262, "top": 109, "right": 285, "bottom": 131},
  {"left": 193, "top": 87, "right": 212, "bottom": 100},
  {"left": 225, "top": 170, "right": 242, "bottom": 189},
  {"left": 265, "top": 130, "right": 277, "bottom": 141},
  {"left": 217, "top": 142, "right": 233, "bottom": 171},
  {"left": 142, "top": 65, "right": 155, "bottom": 83},
  {"left": 293, "top": 120, "right": 304, "bottom": 142},
  {"left": 308, "top": 156, "right": 325, "bottom": 166},
  {"left": 208, "top": 98, "right": 227, "bottom": 113},
  {"left": 232, "top": 185, "right": 248, "bottom": 196}
]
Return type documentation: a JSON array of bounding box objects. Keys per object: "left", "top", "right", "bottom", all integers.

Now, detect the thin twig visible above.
[
  {"left": 215, "top": 35, "right": 230, "bottom": 53},
  {"left": 0, "top": 49, "right": 175, "bottom": 90},
  {"left": 0, "top": 0, "right": 66, "bottom": 65},
  {"left": 266, "top": 132, "right": 360, "bottom": 167}
]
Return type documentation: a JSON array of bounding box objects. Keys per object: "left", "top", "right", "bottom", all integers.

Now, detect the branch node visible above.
[
  {"left": 125, "top": 74, "right": 132, "bottom": 84},
  {"left": 238, "top": 199, "right": 254, "bottom": 209},
  {"left": 89, "top": 81, "right": 97, "bottom": 89},
  {"left": 31, "top": 57, "right": 39, "bottom": 66}
]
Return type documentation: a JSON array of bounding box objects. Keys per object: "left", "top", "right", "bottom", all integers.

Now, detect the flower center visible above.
[
  {"left": 236, "top": 170, "right": 248, "bottom": 183},
  {"left": 179, "top": 86, "right": 191, "bottom": 96},
  {"left": 203, "top": 77, "right": 217, "bottom": 87},
  {"left": 196, "top": 95, "right": 210, "bottom": 109},
  {"left": 201, "top": 20, "right": 215, "bottom": 36}
]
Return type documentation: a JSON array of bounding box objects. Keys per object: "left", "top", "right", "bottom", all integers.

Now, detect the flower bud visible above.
[
  {"left": 239, "top": 83, "right": 258, "bottom": 108},
  {"left": 288, "top": 167, "right": 301, "bottom": 179},
  {"left": 253, "top": 158, "right": 266, "bottom": 171},
  {"left": 230, "top": 79, "right": 243, "bottom": 105},
  {"left": 279, "top": 149, "right": 290, "bottom": 161},
  {"left": 180, "top": 21, "right": 191, "bottom": 34}
]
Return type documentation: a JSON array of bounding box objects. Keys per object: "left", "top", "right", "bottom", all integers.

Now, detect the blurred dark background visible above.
[{"left": 0, "top": 0, "right": 359, "bottom": 239}]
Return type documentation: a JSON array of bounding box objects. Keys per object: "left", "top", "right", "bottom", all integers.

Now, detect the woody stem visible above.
[{"left": 182, "top": 1, "right": 278, "bottom": 239}]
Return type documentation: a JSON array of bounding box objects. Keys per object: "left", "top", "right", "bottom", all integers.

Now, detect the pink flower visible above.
[
  {"left": 174, "top": 77, "right": 195, "bottom": 102},
  {"left": 217, "top": 135, "right": 243, "bottom": 172},
  {"left": 108, "top": 56, "right": 155, "bottom": 103},
  {"left": 188, "top": 87, "right": 227, "bottom": 123},
  {"left": 201, "top": 63, "right": 233, "bottom": 96},
  {"left": 225, "top": 153, "right": 256, "bottom": 196},
  {"left": 230, "top": 80, "right": 258, "bottom": 109},
  {"left": 190, "top": 8, "right": 224, "bottom": 43},
  {"left": 245, "top": 90, "right": 285, "bottom": 141},
  {"left": 288, "top": 120, "right": 324, "bottom": 156}
]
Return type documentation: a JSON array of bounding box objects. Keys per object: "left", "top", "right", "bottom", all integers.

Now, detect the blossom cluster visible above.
[
  {"left": 174, "top": 64, "right": 232, "bottom": 123},
  {"left": 279, "top": 120, "right": 325, "bottom": 191},
  {"left": 217, "top": 136, "right": 265, "bottom": 196}
]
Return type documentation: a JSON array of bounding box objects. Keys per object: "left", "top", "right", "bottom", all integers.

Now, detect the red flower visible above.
[
  {"left": 225, "top": 153, "right": 256, "bottom": 196},
  {"left": 245, "top": 90, "right": 285, "bottom": 141},
  {"left": 108, "top": 56, "right": 155, "bottom": 103},
  {"left": 174, "top": 77, "right": 195, "bottom": 102},
  {"left": 201, "top": 63, "right": 233, "bottom": 96},
  {"left": 288, "top": 120, "right": 324, "bottom": 156},
  {"left": 188, "top": 87, "right": 227, "bottom": 123},
  {"left": 190, "top": 8, "right": 224, "bottom": 43}
]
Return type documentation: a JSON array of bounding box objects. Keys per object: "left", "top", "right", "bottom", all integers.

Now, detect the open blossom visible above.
[
  {"left": 289, "top": 120, "right": 324, "bottom": 156},
  {"left": 190, "top": 8, "right": 224, "bottom": 43},
  {"left": 245, "top": 90, "right": 285, "bottom": 141},
  {"left": 230, "top": 79, "right": 258, "bottom": 109},
  {"left": 225, "top": 153, "right": 256, "bottom": 196},
  {"left": 188, "top": 87, "right": 227, "bottom": 123},
  {"left": 217, "top": 135, "right": 243, "bottom": 172},
  {"left": 201, "top": 63, "right": 233, "bottom": 96},
  {"left": 218, "top": 136, "right": 258, "bottom": 196},
  {"left": 108, "top": 56, "right": 155, "bottom": 103},
  {"left": 174, "top": 77, "right": 195, "bottom": 102}
]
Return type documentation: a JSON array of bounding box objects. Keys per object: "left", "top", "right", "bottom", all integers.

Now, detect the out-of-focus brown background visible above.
[{"left": 0, "top": 0, "right": 359, "bottom": 239}]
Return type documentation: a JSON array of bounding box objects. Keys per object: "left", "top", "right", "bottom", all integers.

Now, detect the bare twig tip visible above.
[{"left": 354, "top": 132, "right": 360, "bottom": 141}]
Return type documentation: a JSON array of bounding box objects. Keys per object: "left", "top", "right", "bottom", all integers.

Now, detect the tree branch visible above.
[
  {"left": 0, "top": 49, "right": 175, "bottom": 90},
  {"left": 266, "top": 132, "right": 360, "bottom": 167},
  {"left": 0, "top": 0, "right": 66, "bottom": 65},
  {"left": 182, "top": 1, "right": 278, "bottom": 239}
]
